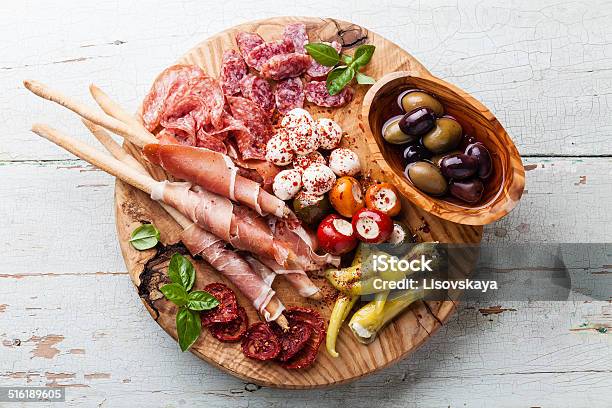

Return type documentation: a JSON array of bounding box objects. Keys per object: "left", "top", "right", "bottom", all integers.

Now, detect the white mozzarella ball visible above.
[
  {"left": 302, "top": 163, "right": 336, "bottom": 195},
  {"left": 272, "top": 169, "right": 303, "bottom": 200},
  {"left": 328, "top": 148, "right": 361, "bottom": 177}
]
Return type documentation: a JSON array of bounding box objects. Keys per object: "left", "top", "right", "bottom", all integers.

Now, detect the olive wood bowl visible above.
[{"left": 362, "top": 71, "right": 525, "bottom": 225}]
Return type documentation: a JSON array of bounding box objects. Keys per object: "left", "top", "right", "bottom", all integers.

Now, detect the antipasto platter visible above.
[{"left": 24, "top": 17, "right": 523, "bottom": 388}]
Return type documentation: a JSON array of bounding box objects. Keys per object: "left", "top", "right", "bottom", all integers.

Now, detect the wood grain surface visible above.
[
  {"left": 2, "top": 1, "right": 611, "bottom": 406},
  {"left": 114, "top": 16, "right": 482, "bottom": 388}
]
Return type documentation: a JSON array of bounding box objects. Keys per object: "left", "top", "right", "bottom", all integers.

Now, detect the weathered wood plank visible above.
[
  {"left": 0, "top": 274, "right": 609, "bottom": 407},
  {"left": 3, "top": 0, "right": 612, "bottom": 160},
  {"left": 0, "top": 157, "right": 610, "bottom": 405}
]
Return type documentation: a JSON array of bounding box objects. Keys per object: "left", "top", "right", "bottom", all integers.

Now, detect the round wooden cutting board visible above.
[{"left": 114, "top": 17, "right": 483, "bottom": 388}]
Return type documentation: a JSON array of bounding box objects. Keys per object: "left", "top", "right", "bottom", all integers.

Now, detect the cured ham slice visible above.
[
  {"left": 180, "top": 223, "right": 283, "bottom": 321},
  {"left": 235, "top": 32, "right": 264, "bottom": 59},
  {"left": 219, "top": 49, "right": 247, "bottom": 96},
  {"left": 260, "top": 53, "right": 311, "bottom": 81},
  {"left": 227, "top": 96, "right": 273, "bottom": 160},
  {"left": 239, "top": 74, "right": 274, "bottom": 117},
  {"left": 151, "top": 181, "right": 292, "bottom": 267},
  {"left": 245, "top": 38, "right": 294, "bottom": 70},
  {"left": 283, "top": 23, "right": 308, "bottom": 54},
  {"left": 142, "top": 65, "right": 207, "bottom": 131},
  {"left": 143, "top": 143, "right": 289, "bottom": 218}
]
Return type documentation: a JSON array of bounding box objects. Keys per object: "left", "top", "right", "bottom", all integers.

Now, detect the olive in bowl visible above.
[
  {"left": 397, "top": 89, "right": 444, "bottom": 116},
  {"left": 381, "top": 115, "right": 417, "bottom": 145},
  {"left": 363, "top": 71, "right": 525, "bottom": 226}
]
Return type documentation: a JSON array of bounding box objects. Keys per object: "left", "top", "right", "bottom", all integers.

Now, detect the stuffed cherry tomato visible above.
[
  {"left": 364, "top": 183, "right": 402, "bottom": 217},
  {"left": 351, "top": 208, "right": 393, "bottom": 244},
  {"left": 317, "top": 214, "right": 358, "bottom": 255},
  {"left": 329, "top": 176, "right": 364, "bottom": 218}
]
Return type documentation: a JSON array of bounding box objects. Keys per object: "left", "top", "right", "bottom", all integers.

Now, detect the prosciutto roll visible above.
[
  {"left": 144, "top": 143, "right": 290, "bottom": 218},
  {"left": 180, "top": 223, "right": 284, "bottom": 321}
]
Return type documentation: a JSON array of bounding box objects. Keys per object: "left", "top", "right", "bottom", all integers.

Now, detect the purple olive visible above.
[
  {"left": 440, "top": 153, "right": 478, "bottom": 180},
  {"left": 465, "top": 142, "right": 492, "bottom": 179},
  {"left": 403, "top": 144, "right": 432, "bottom": 164},
  {"left": 399, "top": 108, "right": 436, "bottom": 137},
  {"left": 449, "top": 179, "right": 484, "bottom": 203}
]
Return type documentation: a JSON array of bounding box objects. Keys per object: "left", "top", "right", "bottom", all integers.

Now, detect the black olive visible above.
[
  {"left": 449, "top": 179, "right": 484, "bottom": 203},
  {"left": 402, "top": 144, "right": 432, "bottom": 164},
  {"left": 440, "top": 153, "right": 479, "bottom": 180},
  {"left": 398, "top": 108, "right": 436, "bottom": 137},
  {"left": 465, "top": 142, "right": 493, "bottom": 179}
]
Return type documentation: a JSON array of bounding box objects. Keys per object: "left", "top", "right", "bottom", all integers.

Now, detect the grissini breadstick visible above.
[
  {"left": 86, "top": 87, "right": 323, "bottom": 300},
  {"left": 89, "top": 84, "right": 292, "bottom": 219},
  {"left": 31, "top": 124, "right": 298, "bottom": 270},
  {"left": 83, "top": 120, "right": 289, "bottom": 326},
  {"left": 24, "top": 80, "right": 155, "bottom": 147}
]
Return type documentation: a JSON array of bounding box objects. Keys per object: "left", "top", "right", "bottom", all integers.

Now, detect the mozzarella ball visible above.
[
  {"left": 292, "top": 151, "right": 326, "bottom": 173},
  {"left": 328, "top": 148, "right": 361, "bottom": 177},
  {"left": 281, "top": 108, "right": 313, "bottom": 130},
  {"left": 273, "top": 169, "right": 302, "bottom": 200},
  {"left": 265, "top": 130, "right": 294, "bottom": 166},
  {"left": 314, "top": 118, "right": 343, "bottom": 150},
  {"left": 302, "top": 163, "right": 336, "bottom": 195},
  {"left": 287, "top": 122, "right": 319, "bottom": 155}
]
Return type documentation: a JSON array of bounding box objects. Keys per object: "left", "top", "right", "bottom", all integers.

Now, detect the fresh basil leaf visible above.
[
  {"left": 326, "top": 66, "right": 355, "bottom": 96},
  {"left": 352, "top": 44, "right": 376, "bottom": 67},
  {"left": 341, "top": 54, "right": 353, "bottom": 65},
  {"left": 176, "top": 307, "right": 201, "bottom": 352},
  {"left": 160, "top": 283, "right": 188, "bottom": 307},
  {"left": 305, "top": 43, "right": 340, "bottom": 67},
  {"left": 168, "top": 253, "right": 195, "bottom": 291},
  {"left": 356, "top": 71, "right": 376, "bottom": 85},
  {"left": 129, "top": 224, "right": 160, "bottom": 250},
  {"left": 187, "top": 290, "right": 219, "bottom": 311}
]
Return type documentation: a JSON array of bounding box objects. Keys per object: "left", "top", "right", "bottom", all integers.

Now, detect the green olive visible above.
[
  {"left": 293, "top": 192, "right": 332, "bottom": 225},
  {"left": 382, "top": 115, "right": 416, "bottom": 145},
  {"left": 421, "top": 118, "right": 462, "bottom": 154},
  {"left": 430, "top": 149, "right": 462, "bottom": 167},
  {"left": 405, "top": 161, "right": 448, "bottom": 196},
  {"left": 399, "top": 90, "right": 444, "bottom": 116}
]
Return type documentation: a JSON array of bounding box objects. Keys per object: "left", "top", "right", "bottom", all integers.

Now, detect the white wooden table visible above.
[{"left": 1, "top": 1, "right": 611, "bottom": 406}]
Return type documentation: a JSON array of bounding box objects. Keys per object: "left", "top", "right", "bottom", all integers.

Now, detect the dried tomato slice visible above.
[
  {"left": 200, "top": 283, "right": 238, "bottom": 325},
  {"left": 241, "top": 322, "right": 281, "bottom": 361},
  {"left": 271, "top": 321, "right": 313, "bottom": 362},
  {"left": 209, "top": 306, "right": 248, "bottom": 343},
  {"left": 284, "top": 307, "right": 325, "bottom": 333},
  {"left": 280, "top": 307, "right": 326, "bottom": 369}
]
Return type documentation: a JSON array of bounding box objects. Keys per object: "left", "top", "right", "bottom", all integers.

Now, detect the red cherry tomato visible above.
[
  {"left": 351, "top": 208, "right": 393, "bottom": 243},
  {"left": 316, "top": 214, "right": 358, "bottom": 255}
]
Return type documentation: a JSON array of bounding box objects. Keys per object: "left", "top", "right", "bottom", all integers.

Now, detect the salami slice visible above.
[
  {"left": 142, "top": 65, "right": 207, "bottom": 131},
  {"left": 227, "top": 96, "right": 273, "bottom": 160},
  {"left": 305, "top": 81, "right": 354, "bottom": 108},
  {"left": 271, "top": 320, "right": 313, "bottom": 362},
  {"left": 220, "top": 49, "right": 247, "bottom": 96},
  {"left": 209, "top": 306, "right": 249, "bottom": 342},
  {"left": 241, "top": 322, "right": 281, "bottom": 361},
  {"left": 260, "top": 53, "right": 312, "bottom": 81},
  {"left": 306, "top": 41, "right": 342, "bottom": 80},
  {"left": 235, "top": 31, "right": 264, "bottom": 59},
  {"left": 283, "top": 23, "right": 308, "bottom": 54},
  {"left": 275, "top": 77, "right": 304, "bottom": 114},
  {"left": 239, "top": 74, "right": 275, "bottom": 117},
  {"left": 200, "top": 283, "right": 239, "bottom": 325},
  {"left": 195, "top": 133, "right": 227, "bottom": 154},
  {"left": 280, "top": 307, "right": 325, "bottom": 369},
  {"left": 245, "top": 38, "right": 294, "bottom": 71}
]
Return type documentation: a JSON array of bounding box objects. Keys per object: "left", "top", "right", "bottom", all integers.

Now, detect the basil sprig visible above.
[
  {"left": 160, "top": 253, "right": 219, "bottom": 351},
  {"left": 130, "top": 224, "right": 160, "bottom": 250},
  {"left": 305, "top": 43, "right": 376, "bottom": 95}
]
